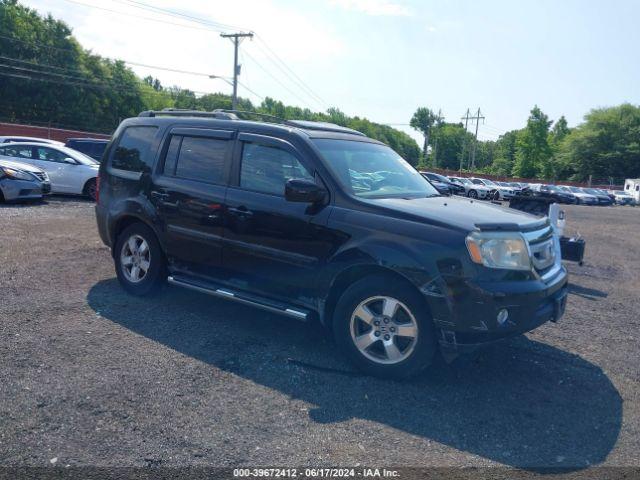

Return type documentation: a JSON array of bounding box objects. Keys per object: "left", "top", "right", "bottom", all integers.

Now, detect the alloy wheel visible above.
[
  {"left": 349, "top": 296, "right": 419, "bottom": 365},
  {"left": 120, "top": 234, "right": 151, "bottom": 283}
]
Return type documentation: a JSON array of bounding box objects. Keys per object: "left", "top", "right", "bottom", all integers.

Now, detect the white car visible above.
[
  {"left": 449, "top": 176, "right": 492, "bottom": 199},
  {"left": 0, "top": 142, "right": 99, "bottom": 199},
  {"left": 608, "top": 189, "right": 635, "bottom": 205},
  {"left": 469, "top": 177, "right": 515, "bottom": 200},
  {"left": 0, "top": 136, "right": 64, "bottom": 146}
]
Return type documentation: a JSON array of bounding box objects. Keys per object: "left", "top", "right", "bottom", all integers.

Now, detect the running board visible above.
[{"left": 167, "top": 275, "right": 309, "bottom": 321}]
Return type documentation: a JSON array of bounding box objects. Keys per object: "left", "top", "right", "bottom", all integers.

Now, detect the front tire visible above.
[
  {"left": 333, "top": 275, "right": 437, "bottom": 379},
  {"left": 114, "top": 223, "right": 166, "bottom": 296},
  {"left": 468, "top": 189, "right": 478, "bottom": 199}
]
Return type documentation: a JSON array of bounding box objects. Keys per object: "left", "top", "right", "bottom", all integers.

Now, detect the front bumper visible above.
[
  {"left": 0, "top": 178, "right": 45, "bottom": 201},
  {"left": 428, "top": 265, "right": 569, "bottom": 358}
]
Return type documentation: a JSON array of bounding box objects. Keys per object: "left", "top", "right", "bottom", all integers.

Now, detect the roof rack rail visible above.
[
  {"left": 138, "top": 109, "right": 237, "bottom": 119},
  {"left": 137, "top": 108, "right": 365, "bottom": 136}
]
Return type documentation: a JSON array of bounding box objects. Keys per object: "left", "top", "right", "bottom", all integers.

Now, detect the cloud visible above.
[{"left": 329, "top": 0, "right": 411, "bottom": 17}]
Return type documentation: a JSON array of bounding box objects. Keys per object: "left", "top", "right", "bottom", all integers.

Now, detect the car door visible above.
[
  {"left": 30, "top": 146, "right": 77, "bottom": 193},
  {"left": 221, "top": 133, "right": 335, "bottom": 305},
  {"left": 150, "top": 127, "right": 233, "bottom": 278}
]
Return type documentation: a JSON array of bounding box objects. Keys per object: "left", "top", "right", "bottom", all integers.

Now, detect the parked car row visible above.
[
  {"left": 0, "top": 136, "right": 105, "bottom": 203},
  {"left": 420, "top": 171, "right": 636, "bottom": 207}
]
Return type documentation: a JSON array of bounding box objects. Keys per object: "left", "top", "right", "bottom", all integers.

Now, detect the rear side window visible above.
[
  {"left": 112, "top": 126, "right": 157, "bottom": 172},
  {"left": 163, "top": 135, "right": 228, "bottom": 184},
  {"left": 240, "top": 143, "right": 313, "bottom": 196}
]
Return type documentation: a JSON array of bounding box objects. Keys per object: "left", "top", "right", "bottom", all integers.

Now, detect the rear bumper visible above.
[{"left": 428, "top": 266, "right": 569, "bottom": 357}]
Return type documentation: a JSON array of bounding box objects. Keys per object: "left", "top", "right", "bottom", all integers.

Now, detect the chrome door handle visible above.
[{"left": 228, "top": 207, "right": 253, "bottom": 217}]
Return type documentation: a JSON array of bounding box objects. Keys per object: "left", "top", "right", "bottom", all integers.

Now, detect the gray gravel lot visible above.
[{"left": 0, "top": 198, "right": 638, "bottom": 472}]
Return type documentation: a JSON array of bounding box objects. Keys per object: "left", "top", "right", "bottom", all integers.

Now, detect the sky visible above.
[{"left": 24, "top": 0, "right": 640, "bottom": 143}]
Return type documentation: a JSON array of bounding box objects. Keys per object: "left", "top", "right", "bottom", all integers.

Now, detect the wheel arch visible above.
[
  {"left": 322, "top": 264, "right": 432, "bottom": 329},
  {"left": 109, "top": 214, "right": 161, "bottom": 257}
]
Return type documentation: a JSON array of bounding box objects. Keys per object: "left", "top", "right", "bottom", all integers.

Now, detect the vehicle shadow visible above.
[
  {"left": 568, "top": 283, "right": 608, "bottom": 301},
  {"left": 87, "top": 279, "right": 622, "bottom": 472}
]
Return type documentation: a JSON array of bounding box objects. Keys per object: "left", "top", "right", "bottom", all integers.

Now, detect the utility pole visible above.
[
  {"left": 220, "top": 32, "right": 254, "bottom": 109},
  {"left": 432, "top": 109, "right": 443, "bottom": 168},
  {"left": 470, "top": 107, "right": 485, "bottom": 171},
  {"left": 460, "top": 109, "right": 470, "bottom": 171}
]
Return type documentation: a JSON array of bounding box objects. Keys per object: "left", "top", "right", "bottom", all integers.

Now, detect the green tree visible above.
[
  {"left": 512, "top": 106, "right": 552, "bottom": 178},
  {"left": 410, "top": 107, "right": 438, "bottom": 159},
  {"left": 429, "top": 122, "right": 474, "bottom": 170},
  {"left": 558, "top": 104, "right": 640, "bottom": 181}
]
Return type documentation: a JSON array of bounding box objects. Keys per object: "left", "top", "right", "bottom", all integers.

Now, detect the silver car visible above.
[{"left": 0, "top": 159, "right": 50, "bottom": 202}]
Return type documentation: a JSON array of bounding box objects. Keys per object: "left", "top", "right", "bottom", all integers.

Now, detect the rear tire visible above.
[
  {"left": 114, "top": 223, "right": 166, "bottom": 296},
  {"left": 83, "top": 178, "right": 97, "bottom": 201},
  {"left": 332, "top": 275, "right": 437, "bottom": 379}
]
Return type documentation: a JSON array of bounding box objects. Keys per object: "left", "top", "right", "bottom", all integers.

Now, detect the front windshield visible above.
[
  {"left": 312, "top": 139, "right": 439, "bottom": 198},
  {"left": 454, "top": 177, "right": 471, "bottom": 185},
  {"left": 585, "top": 188, "right": 600, "bottom": 195},
  {"left": 569, "top": 187, "right": 583, "bottom": 193},
  {"left": 61, "top": 146, "right": 98, "bottom": 165},
  {"left": 547, "top": 185, "right": 561, "bottom": 192}
]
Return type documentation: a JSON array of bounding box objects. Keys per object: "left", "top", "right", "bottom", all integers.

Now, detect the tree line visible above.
[
  {"left": 411, "top": 103, "right": 640, "bottom": 183},
  {"left": 0, "top": 0, "right": 421, "bottom": 163},
  {"left": 2, "top": 0, "right": 638, "bottom": 181}
]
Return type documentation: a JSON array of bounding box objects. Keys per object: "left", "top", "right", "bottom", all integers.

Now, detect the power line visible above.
[
  {"left": 41, "top": 1, "right": 326, "bottom": 111},
  {"left": 113, "top": 0, "right": 250, "bottom": 33},
  {"left": 61, "top": 0, "right": 214, "bottom": 32},
  {"left": 241, "top": 49, "right": 316, "bottom": 110},
  {"left": 253, "top": 35, "right": 328, "bottom": 109}
]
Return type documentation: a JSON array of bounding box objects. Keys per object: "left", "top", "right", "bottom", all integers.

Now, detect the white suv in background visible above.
[{"left": 0, "top": 142, "right": 99, "bottom": 200}]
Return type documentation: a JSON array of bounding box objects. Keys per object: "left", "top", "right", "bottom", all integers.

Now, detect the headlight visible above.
[
  {"left": 0, "top": 166, "right": 34, "bottom": 181},
  {"left": 466, "top": 231, "right": 531, "bottom": 270}
]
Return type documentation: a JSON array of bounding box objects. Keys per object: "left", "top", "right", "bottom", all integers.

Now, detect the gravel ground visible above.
[{"left": 0, "top": 197, "right": 638, "bottom": 473}]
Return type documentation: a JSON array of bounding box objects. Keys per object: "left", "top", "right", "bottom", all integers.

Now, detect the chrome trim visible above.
[{"left": 167, "top": 276, "right": 308, "bottom": 321}]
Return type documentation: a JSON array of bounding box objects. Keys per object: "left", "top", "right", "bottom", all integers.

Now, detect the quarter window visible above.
[
  {"left": 112, "top": 126, "right": 158, "bottom": 172},
  {"left": 240, "top": 143, "right": 313, "bottom": 196}
]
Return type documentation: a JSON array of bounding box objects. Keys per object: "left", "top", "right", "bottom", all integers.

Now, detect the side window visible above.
[
  {"left": 163, "top": 135, "right": 228, "bottom": 184},
  {"left": 35, "top": 147, "right": 67, "bottom": 163},
  {"left": 112, "top": 126, "right": 158, "bottom": 172},
  {"left": 1, "top": 145, "right": 33, "bottom": 159},
  {"left": 240, "top": 143, "right": 313, "bottom": 196}
]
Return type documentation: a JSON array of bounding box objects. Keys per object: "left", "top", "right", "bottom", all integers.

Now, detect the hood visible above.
[
  {"left": 0, "top": 158, "right": 45, "bottom": 174},
  {"left": 363, "top": 195, "right": 544, "bottom": 232}
]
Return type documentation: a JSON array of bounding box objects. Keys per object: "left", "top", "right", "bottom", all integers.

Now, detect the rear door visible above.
[{"left": 151, "top": 127, "right": 233, "bottom": 277}]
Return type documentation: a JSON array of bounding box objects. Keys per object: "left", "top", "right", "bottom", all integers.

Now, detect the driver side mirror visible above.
[
  {"left": 285, "top": 178, "right": 327, "bottom": 204},
  {"left": 62, "top": 157, "right": 77, "bottom": 164}
]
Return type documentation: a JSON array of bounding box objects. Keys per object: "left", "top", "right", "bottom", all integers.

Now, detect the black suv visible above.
[{"left": 95, "top": 110, "right": 568, "bottom": 378}]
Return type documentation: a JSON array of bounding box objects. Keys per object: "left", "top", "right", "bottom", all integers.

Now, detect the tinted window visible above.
[
  {"left": 170, "top": 136, "right": 228, "bottom": 184},
  {"left": 112, "top": 126, "right": 157, "bottom": 172},
  {"left": 240, "top": 143, "right": 313, "bottom": 196}
]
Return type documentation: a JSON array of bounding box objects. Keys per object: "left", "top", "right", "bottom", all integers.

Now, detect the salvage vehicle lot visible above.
[{"left": 1, "top": 198, "right": 639, "bottom": 470}]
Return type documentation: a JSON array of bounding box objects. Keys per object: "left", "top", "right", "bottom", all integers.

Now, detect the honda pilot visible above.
[{"left": 95, "top": 110, "right": 568, "bottom": 378}]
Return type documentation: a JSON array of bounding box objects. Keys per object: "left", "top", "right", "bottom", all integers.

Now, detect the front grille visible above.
[{"left": 523, "top": 224, "right": 559, "bottom": 279}]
